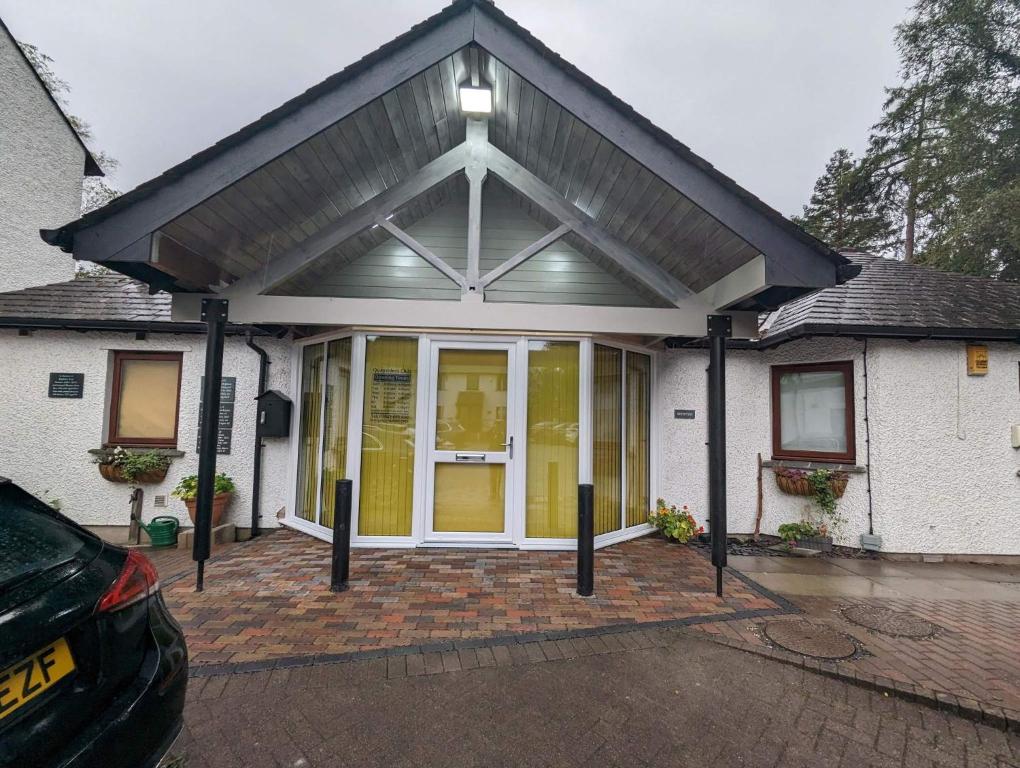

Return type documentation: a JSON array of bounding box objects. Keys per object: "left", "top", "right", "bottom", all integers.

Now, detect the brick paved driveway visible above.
[
  {"left": 175, "top": 629, "right": 1020, "bottom": 768},
  {"left": 163, "top": 530, "right": 785, "bottom": 665},
  {"left": 696, "top": 556, "right": 1020, "bottom": 721}
]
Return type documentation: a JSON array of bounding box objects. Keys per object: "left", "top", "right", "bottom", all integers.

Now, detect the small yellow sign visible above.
[{"left": 966, "top": 344, "right": 989, "bottom": 376}]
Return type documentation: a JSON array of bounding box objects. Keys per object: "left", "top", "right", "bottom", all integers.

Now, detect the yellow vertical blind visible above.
[
  {"left": 592, "top": 344, "right": 622, "bottom": 535},
  {"left": 295, "top": 343, "right": 325, "bottom": 523},
  {"left": 625, "top": 352, "right": 651, "bottom": 528},
  {"left": 115, "top": 357, "right": 181, "bottom": 441},
  {"left": 433, "top": 464, "right": 505, "bottom": 532},
  {"left": 525, "top": 341, "right": 579, "bottom": 538},
  {"left": 359, "top": 336, "right": 418, "bottom": 536},
  {"left": 319, "top": 338, "right": 352, "bottom": 529}
]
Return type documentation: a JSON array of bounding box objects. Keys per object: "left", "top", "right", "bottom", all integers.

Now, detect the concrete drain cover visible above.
[
  {"left": 763, "top": 620, "right": 857, "bottom": 660},
  {"left": 841, "top": 604, "right": 938, "bottom": 638}
]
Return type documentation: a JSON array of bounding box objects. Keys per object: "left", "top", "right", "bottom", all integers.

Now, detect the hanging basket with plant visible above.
[
  {"left": 93, "top": 447, "right": 172, "bottom": 484},
  {"left": 171, "top": 473, "right": 236, "bottom": 527},
  {"left": 774, "top": 468, "right": 847, "bottom": 498}
]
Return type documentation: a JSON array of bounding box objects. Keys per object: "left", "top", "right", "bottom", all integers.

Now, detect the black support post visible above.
[
  {"left": 330, "top": 479, "right": 353, "bottom": 593},
  {"left": 193, "top": 298, "right": 228, "bottom": 593},
  {"left": 707, "top": 314, "right": 731, "bottom": 598},
  {"left": 577, "top": 483, "right": 594, "bottom": 597}
]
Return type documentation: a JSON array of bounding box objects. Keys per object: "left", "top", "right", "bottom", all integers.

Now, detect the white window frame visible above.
[{"left": 282, "top": 329, "right": 657, "bottom": 550}]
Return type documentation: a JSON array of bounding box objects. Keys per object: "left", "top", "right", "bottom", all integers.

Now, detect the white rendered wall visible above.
[
  {"left": 0, "top": 329, "right": 293, "bottom": 530},
  {"left": 0, "top": 26, "right": 83, "bottom": 291},
  {"left": 658, "top": 338, "right": 1020, "bottom": 555}
]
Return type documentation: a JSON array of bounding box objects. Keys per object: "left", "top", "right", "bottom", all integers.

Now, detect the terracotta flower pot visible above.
[
  {"left": 98, "top": 463, "right": 168, "bottom": 484},
  {"left": 184, "top": 492, "right": 233, "bottom": 527}
]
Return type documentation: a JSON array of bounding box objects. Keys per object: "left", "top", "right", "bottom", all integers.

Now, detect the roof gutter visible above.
[
  {"left": 0, "top": 317, "right": 275, "bottom": 335},
  {"left": 665, "top": 323, "right": 1020, "bottom": 350}
]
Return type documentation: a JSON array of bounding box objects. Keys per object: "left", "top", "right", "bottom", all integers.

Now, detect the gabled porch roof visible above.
[{"left": 41, "top": 0, "right": 857, "bottom": 337}]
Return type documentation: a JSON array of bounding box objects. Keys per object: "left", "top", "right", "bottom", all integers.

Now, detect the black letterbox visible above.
[{"left": 255, "top": 390, "right": 292, "bottom": 438}]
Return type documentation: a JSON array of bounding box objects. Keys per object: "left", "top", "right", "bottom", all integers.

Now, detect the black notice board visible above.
[
  {"left": 674, "top": 409, "right": 696, "bottom": 420},
  {"left": 48, "top": 373, "right": 84, "bottom": 399},
  {"left": 197, "top": 376, "right": 236, "bottom": 455}
]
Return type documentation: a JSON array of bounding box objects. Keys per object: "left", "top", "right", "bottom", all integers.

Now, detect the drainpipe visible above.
[
  {"left": 863, "top": 338, "right": 874, "bottom": 536},
  {"left": 246, "top": 333, "right": 270, "bottom": 539}
]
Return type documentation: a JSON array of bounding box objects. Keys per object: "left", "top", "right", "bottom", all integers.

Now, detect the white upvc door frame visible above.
[
  {"left": 590, "top": 336, "right": 657, "bottom": 549},
  {"left": 422, "top": 338, "right": 519, "bottom": 547}
]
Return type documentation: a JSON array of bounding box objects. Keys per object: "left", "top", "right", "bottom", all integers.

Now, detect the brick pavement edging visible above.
[
  {"left": 697, "top": 630, "right": 1020, "bottom": 734},
  {"left": 187, "top": 604, "right": 793, "bottom": 679}
]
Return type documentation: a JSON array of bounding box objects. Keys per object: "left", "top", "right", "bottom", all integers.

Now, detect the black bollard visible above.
[
  {"left": 330, "top": 479, "right": 353, "bottom": 593},
  {"left": 577, "top": 483, "right": 594, "bottom": 597}
]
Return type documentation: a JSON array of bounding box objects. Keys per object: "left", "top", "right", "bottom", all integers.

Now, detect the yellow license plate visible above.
[{"left": 0, "top": 637, "right": 75, "bottom": 721}]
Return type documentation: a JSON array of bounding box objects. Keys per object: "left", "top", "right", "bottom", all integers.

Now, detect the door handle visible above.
[{"left": 501, "top": 436, "right": 513, "bottom": 459}]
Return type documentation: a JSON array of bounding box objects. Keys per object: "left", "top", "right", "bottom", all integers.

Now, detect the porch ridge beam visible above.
[
  {"left": 377, "top": 218, "right": 467, "bottom": 290},
  {"left": 223, "top": 142, "right": 470, "bottom": 295},
  {"left": 479, "top": 223, "right": 572, "bottom": 288},
  {"left": 483, "top": 144, "right": 693, "bottom": 306}
]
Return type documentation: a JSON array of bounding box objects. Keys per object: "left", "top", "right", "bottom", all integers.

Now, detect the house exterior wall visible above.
[
  {"left": 658, "top": 338, "right": 1020, "bottom": 556},
  {"left": 0, "top": 25, "right": 84, "bottom": 291},
  {"left": 0, "top": 329, "right": 292, "bottom": 530}
]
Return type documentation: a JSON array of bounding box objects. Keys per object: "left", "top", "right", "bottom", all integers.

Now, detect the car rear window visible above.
[{"left": 0, "top": 484, "right": 97, "bottom": 589}]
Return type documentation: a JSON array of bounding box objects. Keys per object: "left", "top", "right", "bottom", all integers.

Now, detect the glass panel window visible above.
[
  {"left": 525, "top": 341, "right": 579, "bottom": 538},
  {"left": 592, "top": 344, "right": 622, "bottom": 535},
  {"left": 359, "top": 336, "right": 418, "bottom": 536},
  {"left": 771, "top": 362, "right": 855, "bottom": 462},
  {"left": 435, "top": 349, "right": 508, "bottom": 452},
  {"left": 625, "top": 352, "right": 651, "bottom": 528},
  {"left": 294, "top": 344, "right": 325, "bottom": 523},
  {"left": 319, "top": 338, "right": 352, "bottom": 529},
  {"left": 109, "top": 352, "right": 182, "bottom": 446},
  {"left": 433, "top": 464, "right": 505, "bottom": 532}
]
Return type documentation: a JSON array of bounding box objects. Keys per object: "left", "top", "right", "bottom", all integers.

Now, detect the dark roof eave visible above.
[
  {"left": 40, "top": 0, "right": 848, "bottom": 282},
  {"left": 665, "top": 323, "right": 1020, "bottom": 350},
  {"left": 0, "top": 316, "right": 274, "bottom": 335}
]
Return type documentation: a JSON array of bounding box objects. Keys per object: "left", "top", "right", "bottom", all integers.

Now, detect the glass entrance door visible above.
[{"left": 426, "top": 342, "right": 515, "bottom": 542}]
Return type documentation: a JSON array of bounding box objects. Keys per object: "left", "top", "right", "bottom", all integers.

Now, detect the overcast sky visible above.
[{"left": 2, "top": 0, "right": 910, "bottom": 217}]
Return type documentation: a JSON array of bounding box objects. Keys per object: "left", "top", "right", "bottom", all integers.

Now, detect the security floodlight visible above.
[{"left": 459, "top": 84, "right": 493, "bottom": 115}]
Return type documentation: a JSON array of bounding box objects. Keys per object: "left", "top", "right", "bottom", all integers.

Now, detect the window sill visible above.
[
  {"left": 763, "top": 459, "right": 865, "bottom": 473},
  {"left": 89, "top": 447, "right": 186, "bottom": 459}
]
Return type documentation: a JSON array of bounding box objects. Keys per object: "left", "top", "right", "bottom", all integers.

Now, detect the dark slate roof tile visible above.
[
  {"left": 762, "top": 253, "right": 1020, "bottom": 339},
  {"left": 0, "top": 274, "right": 172, "bottom": 323}
]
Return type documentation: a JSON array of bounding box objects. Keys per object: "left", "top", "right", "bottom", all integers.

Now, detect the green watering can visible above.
[{"left": 138, "top": 516, "right": 180, "bottom": 548}]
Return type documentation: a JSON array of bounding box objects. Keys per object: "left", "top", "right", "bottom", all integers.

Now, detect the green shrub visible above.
[{"left": 171, "top": 473, "right": 236, "bottom": 501}]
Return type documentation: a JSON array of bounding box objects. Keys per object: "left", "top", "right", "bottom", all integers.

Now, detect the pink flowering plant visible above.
[{"left": 648, "top": 499, "right": 704, "bottom": 543}]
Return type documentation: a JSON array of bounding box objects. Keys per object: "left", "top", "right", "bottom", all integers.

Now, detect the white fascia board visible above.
[{"left": 173, "top": 293, "right": 758, "bottom": 338}]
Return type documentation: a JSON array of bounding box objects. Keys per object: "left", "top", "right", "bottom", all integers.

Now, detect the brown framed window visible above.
[
  {"left": 108, "top": 351, "right": 183, "bottom": 446},
  {"left": 771, "top": 361, "right": 855, "bottom": 463}
]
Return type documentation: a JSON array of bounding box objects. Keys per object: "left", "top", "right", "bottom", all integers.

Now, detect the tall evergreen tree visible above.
[
  {"left": 793, "top": 149, "right": 898, "bottom": 253},
  {"left": 866, "top": 0, "right": 1020, "bottom": 276}
]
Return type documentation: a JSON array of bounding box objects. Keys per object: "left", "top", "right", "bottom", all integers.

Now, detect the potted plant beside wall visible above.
[
  {"left": 171, "top": 473, "right": 236, "bottom": 527},
  {"left": 93, "top": 446, "right": 172, "bottom": 484},
  {"left": 648, "top": 499, "right": 704, "bottom": 543}
]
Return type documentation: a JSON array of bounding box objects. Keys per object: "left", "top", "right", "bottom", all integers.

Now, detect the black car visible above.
[{"left": 0, "top": 477, "right": 187, "bottom": 768}]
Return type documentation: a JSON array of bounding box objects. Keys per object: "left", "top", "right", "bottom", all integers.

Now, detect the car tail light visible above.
[{"left": 96, "top": 550, "right": 160, "bottom": 613}]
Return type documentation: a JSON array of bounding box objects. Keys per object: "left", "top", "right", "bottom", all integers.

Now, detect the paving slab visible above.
[{"left": 172, "top": 631, "right": 1020, "bottom": 768}]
